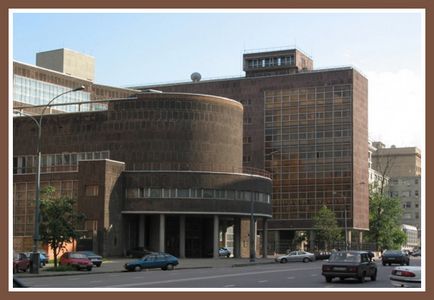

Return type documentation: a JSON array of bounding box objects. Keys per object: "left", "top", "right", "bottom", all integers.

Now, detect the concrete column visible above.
[
  {"left": 159, "top": 214, "right": 165, "bottom": 252},
  {"left": 179, "top": 215, "right": 186, "bottom": 258},
  {"left": 234, "top": 217, "right": 241, "bottom": 258},
  {"left": 359, "top": 231, "right": 363, "bottom": 248},
  {"left": 213, "top": 215, "right": 219, "bottom": 258},
  {"left": 138, "top": 215, "right": 145, "bottom": 247},
  {"left": 347, "top": 230, "right": 352, "bottom": 250},
  {"left": 309, "top": 230, "right": 316, "bottom": 252},
  {"left": 262, "top": 218, "right": 268, "bottom": 258}
]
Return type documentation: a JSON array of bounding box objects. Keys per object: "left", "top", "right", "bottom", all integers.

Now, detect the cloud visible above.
[{"left": 366, "top": 69, "right": 424, "bottom": 150}]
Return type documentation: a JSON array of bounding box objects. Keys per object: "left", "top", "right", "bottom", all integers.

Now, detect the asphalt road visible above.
[{"left": 18, "top": 257, "right": 421, "bottom": 289}]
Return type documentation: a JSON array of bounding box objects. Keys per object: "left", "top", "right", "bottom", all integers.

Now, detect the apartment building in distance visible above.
[
  {"left": 135, "top": 47, "right": 369, "bottom": 252},
  {"left": 370, "top": 142, "right": 422, "bottom": 246}
]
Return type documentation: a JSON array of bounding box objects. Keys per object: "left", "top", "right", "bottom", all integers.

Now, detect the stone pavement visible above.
[{"left": 15, "top": 256, "right": 277, "bottom": 278}]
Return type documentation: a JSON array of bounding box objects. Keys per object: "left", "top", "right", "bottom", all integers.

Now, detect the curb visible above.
[{"left": 15, "top": 261, "right": 276, "bottom": 278}]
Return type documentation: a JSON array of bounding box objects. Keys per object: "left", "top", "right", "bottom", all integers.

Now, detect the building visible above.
[
  {"left": 134, "top": 48, "right": 369, "bottom": 252},
  {"left": 388, "top": 176, "right": 421, "bottom": 241},
  {"left": 371, "top": 143, "right": 422, "bottom": 178},
  {"left": 13, "top": 50, "right": 273, "bottom": 258},
  {"left": 13, "top": 48, "right": 138, "bottom": 115}
]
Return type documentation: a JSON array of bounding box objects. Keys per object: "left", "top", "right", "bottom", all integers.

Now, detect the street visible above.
[{"left": 17, "top": 257, "right": 421, "bottom": 289}]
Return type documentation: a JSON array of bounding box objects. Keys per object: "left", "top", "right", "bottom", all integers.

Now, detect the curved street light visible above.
[{"left": 14, "top": 85, "right": 85, "bottom": 274}]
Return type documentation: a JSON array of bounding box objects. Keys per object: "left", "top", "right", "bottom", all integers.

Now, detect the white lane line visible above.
[
  {"left": 287, "top": 276, "right": 295, "bottom": 280},
  {"left": 105, "top": 266, "right": 319, "bottom": 288},
  {"left": 258, "top": 280, "right": 268, "bottom": 283},
  {"left": 67, "top": 278, "right": 81, "bottom": 281},
  {"left": 90, "top": 280, "right": 102, "bottom": 284},
  {"left": 224, "top": 284, "right": 236, "bottom": 288}
]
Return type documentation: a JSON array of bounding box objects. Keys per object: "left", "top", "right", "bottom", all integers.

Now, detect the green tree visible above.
[
  {"left": 39, "top": 186, "right": 85, "bottom": 267},
  {"left": 367, "top": 191, "right": 407, "bottom": 251},
  {"left": 313, "top": 205, "right": 342, "bottom": 250}
]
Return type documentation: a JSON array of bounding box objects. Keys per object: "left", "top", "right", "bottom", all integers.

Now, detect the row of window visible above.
[
  {"left": 126, "top": 188, "right": 271, "bottom": 203},
  {"left": 13, "top": 75, "right": 93, "bottom": 112},
  {"left": 390, "top": 190, "right": 420, "bottom": 197},
  {"left": 246, "top": 55, "right": 295, "bottom": 69},
  {"left": 13, "top": 151, "right": 110, "bottom": 174}
]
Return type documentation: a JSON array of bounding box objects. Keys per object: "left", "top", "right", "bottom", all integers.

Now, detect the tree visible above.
[
  {"left": 313, "top": 205, "right": 342, "bottom": 250},
  {"left": 39, "top": 186, "right": 85, "bottom": 267},
  {"left": 367, "top": 191, "right": 407, "bottom": 251}
]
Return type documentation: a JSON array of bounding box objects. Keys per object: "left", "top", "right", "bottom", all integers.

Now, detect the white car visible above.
[
  {"left": 275, "top": 251, "right": 315, "bottom": 263},
  {"left": 390, "top": 266, "right": 421, "bottom": 288}
]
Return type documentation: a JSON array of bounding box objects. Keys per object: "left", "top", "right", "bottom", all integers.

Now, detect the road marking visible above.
[
  {"left": 90, "top": 280, "right": 102, "bottom": 284},
  {"left": 258, "top": 280, "right": 268, "bottom": 283},
  {"left": 224, "top": 284, "right": 236, "bottom": 288},
  {"left": 287, "top": 277, "right": 295, "bottom": 280},
  {"left": 67, "top": 278, "right": 81, "bottom": 281},
  {"left": 104, "top": 266, "right": 319, "bottom": 288},
  {"left": 311, "top": 274, "right": 318, "bottom": 277}
]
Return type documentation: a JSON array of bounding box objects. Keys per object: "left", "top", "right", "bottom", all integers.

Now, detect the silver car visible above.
[{"left": 275, "top": 251, "right": 315, "bottom": 263}]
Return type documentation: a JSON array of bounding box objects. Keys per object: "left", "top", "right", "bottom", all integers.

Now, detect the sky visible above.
[{"left": 11, "top": 9, "right": 425, "bottom": 150}]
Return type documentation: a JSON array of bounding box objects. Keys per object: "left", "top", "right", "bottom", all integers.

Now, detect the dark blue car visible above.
[{"left": 124, "top": 252, "right": 179, "bottom": 271}]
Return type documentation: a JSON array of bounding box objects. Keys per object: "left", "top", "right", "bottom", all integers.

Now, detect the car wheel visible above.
[
  {"left": 227, "top": 254, "right": 230, "bottom": 258},
  {"left": 358, "top": 272, "right": 366, "bottom": 283},
  {"left": 325, "top": 276, "right": 332, "bottom": 283},
  {"left": 281, "top": 258, "right": 287, "bottom": 263},
  {"left": 97, "top": 263, "right": 102, "bottom": 267},
  {"left": 303, "top": 257, "right": 310, "bottom": 263},
  {"left": 370, "top": 270, "right": 377, "bottom": 281},
  {"left": 87, "top": 266, "right": 92, "bottom": 271},
  {"left": 166, "top": 264, "right": 175, "bottom": 271},
  {"left": 388, "top": 263, "right": 391, "bottom": 266},
  {"left": 134, "top": 265, "right": 141, "bottom": 272},
  {"left": 382, "top": 262, "right": 386, "bottom": 266},
  {"left": 406, "top": 261, "right": 410, "bottom": 266}
]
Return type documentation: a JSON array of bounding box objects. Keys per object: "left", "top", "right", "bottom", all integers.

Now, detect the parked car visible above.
[
  {"left": 59, "top": 252, "right": 93, "bottom": 271},
  {"left": 314, "top": 251, "right": 332, "bottom": 260},
  {"left": 126, "top": 247, "right": 153, "bottom": 258},
  {"left": 219, "top": 247, "right": 231, "bottom": 258},
  {"left": 321, "top": 251, "right": 377, "bottom": 283},
  {"left": 275, "top": 250, "right": 315, "bottom": 263},
  {"left": 77, "top": 251, "right": 103, "bottom": 267},
  {"left": 412, "top": 250, "right": 421, "bottom": 257},
  {"left": 13, "top": 252, "right": 30, "bottom": 273},
  {"left": 13, "top": 277, "right": 27, "bottom": 288},
  {"left": 382, "top": 250, "right": 410, "bottom": 266},
  {"left": 25, "top": 252, "right": 47, "bottom": 267},
  {"left": 124, "top": 252, "right": 179, "bottom": 271},
  {"left": 390, "top": 266, "right": 421, "bottom": 288}
]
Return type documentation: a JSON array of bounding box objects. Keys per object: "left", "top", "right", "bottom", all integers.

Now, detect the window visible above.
[{"left": 85, "top": 185, "right": 99, "bottom": 197}]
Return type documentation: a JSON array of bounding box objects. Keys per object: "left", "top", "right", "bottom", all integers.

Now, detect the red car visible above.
[
  {"left": 59, "top": 252, "right": 93, "bottom": 271},
  {"left": 13, "top": 252, "right": 30, "bottom": 273}
]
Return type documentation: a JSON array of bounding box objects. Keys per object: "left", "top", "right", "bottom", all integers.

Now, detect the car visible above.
[
  {"left": 390, "top": 266, "right": 421, "bottom": 288},
  {"left": 13, "top": 277, "right": 27, "bottom": 288},
  {"left": 275, "top": 250, "right": 315, "bottom": 263},
  {"left": 25, "top": 252, "right": 47, "bottom": 267},
  {"left": 219, "top": 247, "right": 231, "bottom": 258},
  {"left": 77, "top": 251, "right": 103, "bottom": 267},
  {"left": 126, "top": 246, "right": 153, "bottom": 258},
  {"left": 382, "top": 250, "right": 410, "bottom": 266},
  {"left": 314, "top": 251, "right": 332, "bottom": 260},
  {"left": 412, "top": 250, "right": 421, "bottom": 257},
  {"left": 321, "top": 251, "right": 377, "bottom": 283},
  {"left": 124, "top": 252, "right": 179, "bottom": 271},
  {"left": 13, "top": 252, "right": 30, "bottom": 273},
  {"left": 59, "top": 252, "right": 93, "bottom": 271}
]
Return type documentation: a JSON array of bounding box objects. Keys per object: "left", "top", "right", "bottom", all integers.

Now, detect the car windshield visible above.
[{"left": 329, "top": 252, "right": 361, "bottom": 263}]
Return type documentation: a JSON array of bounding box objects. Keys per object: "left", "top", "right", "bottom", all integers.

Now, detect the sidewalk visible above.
[{"left": 15, "top": 256, "right": 277, "bottom": 278}]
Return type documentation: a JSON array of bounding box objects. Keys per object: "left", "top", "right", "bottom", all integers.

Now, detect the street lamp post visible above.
[
  {"left": 16, "top": 86, "right": 85, "bottom": 274},
  {"left": 344, "top": 209, "right": 348, "bottom": 251}
]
